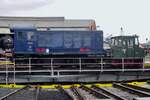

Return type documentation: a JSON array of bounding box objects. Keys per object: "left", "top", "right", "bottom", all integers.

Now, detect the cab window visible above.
[
  {"left": 17, "top": 32, "right": 25, "bottom": 40},
  {"left": 27, "top": 32, "right": 35, "bottom": 41},
  {"left": 118, "top": 39, "right": 122, "bottom": 46},
  {"left": 111, "top": 39, "right": 115, "bottom": 46},
  {"left": 123, "top": 40, "right": 126, "bottom": 46},
  {"left": 135, "top": 37, "right": 139, "bottom": 45},
  {"left": 129, "top": 39, "right": 134, "bottom": 47}
]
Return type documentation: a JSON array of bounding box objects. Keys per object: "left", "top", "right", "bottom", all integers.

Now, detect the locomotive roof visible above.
[
  {"left": 111, "top": 35, "right": 139, "bottom": 39},
  {"left": 0, "top": 16, "right": 96, "bottom": 29}
]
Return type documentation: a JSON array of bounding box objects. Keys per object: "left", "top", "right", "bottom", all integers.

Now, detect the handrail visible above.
[
  {"left": 14, "top": 57, "right": 144, "bottom": 60},
  {"left": 0, "top": 57, "right": 148, "bottom": 84}
]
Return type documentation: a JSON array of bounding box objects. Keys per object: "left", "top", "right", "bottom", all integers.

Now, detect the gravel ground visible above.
[
  {"left": 6, "top": 88, "right": 36, "bottom": 100},
  {"left": 38, "top": 89, "right": 71, "bottom": 100},
  {"left": 78, "top": 87, "right": 99, "bottom": 100},
  {"left": 103, "top": 87, "right": 139, "bottom": 100}
]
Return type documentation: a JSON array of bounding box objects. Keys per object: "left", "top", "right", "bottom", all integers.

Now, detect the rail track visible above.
[
  {"left": 92, "top": 85, "right": 127, "bottom": 100},
  {"left": 80, "top": 84, "right": 110, "bottom": 99},
  {"left": 0, "top": 82, "right": 150, "bottom": 100},
  {"left": 36, "top": 84, "right": 75, "bottom": 100},
  {"left": 0, "top": 86, "right": 35, "bottom": 100},
  {"left": 113, "top": 83, "right": 150, "bottom": 97}
]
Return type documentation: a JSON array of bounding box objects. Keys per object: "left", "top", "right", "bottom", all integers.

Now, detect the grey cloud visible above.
[{"left": 0, "top": 0, "right": 54, "bottom": 14}]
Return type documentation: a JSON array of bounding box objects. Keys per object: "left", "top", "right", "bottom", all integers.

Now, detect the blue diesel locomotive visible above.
[{"left": 0, "top": 28, "right": 105, "bottom": 58}]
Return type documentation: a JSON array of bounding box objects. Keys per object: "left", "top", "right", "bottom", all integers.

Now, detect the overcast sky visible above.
[{"left": 0, "top": 0, "right": 149, "bottom": 43}]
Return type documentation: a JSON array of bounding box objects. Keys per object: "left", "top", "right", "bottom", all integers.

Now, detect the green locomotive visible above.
[
  {"left": 111, "top": 35, "right": 144, "bottom": 58},
  {"left": 110, "top": 35, "right": 145, "bottom": 68}
]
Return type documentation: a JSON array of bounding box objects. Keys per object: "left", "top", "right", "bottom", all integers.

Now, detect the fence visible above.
[{"left": 0, "top": 57, "right": 149, "bottom": 84}]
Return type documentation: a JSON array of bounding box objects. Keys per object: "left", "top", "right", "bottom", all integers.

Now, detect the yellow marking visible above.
[
  {"left": 127, "top": 82, "right": 147, "bottom": 86},
  {"left": 0, "top": 82, "right": 148, "bottom": 89},
  {"left": 0, "top": 83, "right": 113, "bottom": 89},
  {"left": 62, "top": 85, "right": 72, "bottom": 89},
  {"left": 144, "top": 63, "right": 150, "bottom": 67},
  {"left": 39, "top": 84, "right": 80, "bottom": 89},
  {"left": 72, "top": 84, "right": 80, "bottom": 87},
  {"left": 84, "top": 84, "right": 92, "bottom": 88},
  {"left": 61, "top": 84, "right": 81, "bottom": 89},
  {"left": 0, "top": 61, "right": 15, "bottom": 65},
  {"left": 0, "top": 84, "right": 25, "bottom": 88},
  {"left": 95, "top": 83, "right": 112, "bottom": 87},
  {"left": 40, "top": 85, "right": 58, "bottom": 89}
]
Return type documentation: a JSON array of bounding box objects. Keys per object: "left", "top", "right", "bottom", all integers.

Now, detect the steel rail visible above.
[
  {"left": 92, "top": 85, "right": 126, "bottom": 100},
  {"left": 113, "top": 83, "right": 150, "bottom": 97},
  {"left": 70, "top": 86, "right": 86, "bottom": 100},
  {"left": 35, "top": 86, "right": 40, "bottom": 100},
  {"left": 122, "top": 83, "right": 150, "bottom": 93},
  {"left": 133, "top": 97, "right": 150, "bottom": 100},
  {"left": 56, "top": 85, "right": 74, "bottom": 100},
  {"left": 14, "top": 57, "right": 144, "bottom": 60},
  {"left": 80, "top": 84, "right": 110, "bottom": 99},
  {"left": 0, "top": 85, "right": 30, "bottom": 100},
  {"left": 14, "top": 62, "right": 143, "bottom": 65}
]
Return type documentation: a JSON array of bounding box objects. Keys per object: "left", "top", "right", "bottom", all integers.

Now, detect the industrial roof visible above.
[{"left": 0, "top": 16, "right": 96, "bottom": 29}]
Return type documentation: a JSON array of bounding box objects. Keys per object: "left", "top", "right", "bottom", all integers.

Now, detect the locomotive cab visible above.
[
  {"left": 110, "top": 35, "right": 144, "bottom": 68},
  {"left": 111, "top": 35, "right": 144, "bottom": 58}
]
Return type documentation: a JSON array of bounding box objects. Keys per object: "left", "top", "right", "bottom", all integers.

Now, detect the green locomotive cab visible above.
[{"left": 111, "top": 35, "right": 144, "bottom": 58}]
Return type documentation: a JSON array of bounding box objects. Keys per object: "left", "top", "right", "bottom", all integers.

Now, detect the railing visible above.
[{"left": 0, "top": 57, "right": 149, "bottom": 84}]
